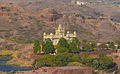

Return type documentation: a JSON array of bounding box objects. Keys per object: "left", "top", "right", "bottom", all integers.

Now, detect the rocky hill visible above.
[{"left": 0, "top": 0, "right": 119, "bottom": 45}]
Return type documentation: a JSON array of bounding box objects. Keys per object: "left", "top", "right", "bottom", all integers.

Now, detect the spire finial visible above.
[
  {"left": 58, "top": 24, "right": 62, "bottom": 30},
  {"left": 74, "top": 31, "right": 76, "bottom": 35},
  {"left": 43, "top": 32, "right": 46, "bottom": 36}
]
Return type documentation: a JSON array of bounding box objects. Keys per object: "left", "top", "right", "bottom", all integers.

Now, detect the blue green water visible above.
[{"left": 0, "top": 56, "right": 31, "bottom": 72}]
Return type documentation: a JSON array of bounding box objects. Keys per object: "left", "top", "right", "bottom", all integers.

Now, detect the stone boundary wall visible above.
[
  {"left": 80, "top": 50, "right": 117, "bottom": 57},
  {"left": 16, "top": 66, "right": 92, "bottom": 74}
]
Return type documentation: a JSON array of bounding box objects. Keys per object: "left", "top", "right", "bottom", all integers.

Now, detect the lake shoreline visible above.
[{"left": 0, "top": 55, "right": 32, "bottom": 72}]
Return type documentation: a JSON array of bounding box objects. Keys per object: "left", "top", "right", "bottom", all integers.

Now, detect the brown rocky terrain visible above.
[
  {"left": 0, "top": 0, "right": 119, "bottom": 69},
  {"left": 0, "top": 0, "right": 119, "bottom": 45}
]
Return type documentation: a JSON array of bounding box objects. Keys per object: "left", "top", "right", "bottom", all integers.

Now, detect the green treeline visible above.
[
  {"left": 33, "top": 38, "right": 120, "bottom": 54},
  {"left": 32, "top": 37, "right": 118, "bottom": 72},
  {"left": 32, "top": 52, "right": 116, "bottom": 71}
]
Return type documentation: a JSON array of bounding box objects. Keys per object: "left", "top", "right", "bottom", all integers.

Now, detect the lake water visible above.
[{"left": 0, "top": 57, "right": 31, "bottom": 72}]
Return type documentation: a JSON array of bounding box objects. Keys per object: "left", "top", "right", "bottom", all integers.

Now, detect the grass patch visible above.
[
  {"left": 0, "top": 50, "right": 13, "bottom": 56},
  {"left": 12, "top": 39, "right": 34, "bottom": 44}
]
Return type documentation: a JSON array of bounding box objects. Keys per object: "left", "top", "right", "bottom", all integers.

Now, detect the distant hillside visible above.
[
  {"left": 0, "top": 0, "right": 119, "bottom": 44},
  {"left": 74, "top": 0, "right": 120, "bottom": 4}
]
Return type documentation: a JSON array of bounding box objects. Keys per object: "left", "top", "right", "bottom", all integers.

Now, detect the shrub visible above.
[
  {"left": 1, "top": 6, "right": 6, "bottom": 9},
  {"left": 67, "top": 62, "right": 82, "bottom": 66}
]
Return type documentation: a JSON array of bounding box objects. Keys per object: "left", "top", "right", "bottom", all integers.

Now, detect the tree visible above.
[
  {"left": 57, "top": 45, "right": 69, "bottom": 53},
  {"left": 55, "top": 52, "right": 74, "bottom": 66},
  {"left": 32, "top": 55, "right": 56, "bottom": 68},
  {"left": 107, "top": 42, "right": 115, "bottom": 49},
  {"left": 69, "top": 37, "right": 81, "bottom": 53},
  {"left": 33, "top": 40, "right": 41, "bottom": 54},
  {"left": 98, "top": 55, "right": 115, "bottom": 70},
  {"left": 81, "top": 53, "right": 116, "bottom": 70},
  {"left": 32, "top": 52, "right": 79, "bottom": 68},
  {"left": 82, "top": 40, "right": 96, "bottom": 51},
  {"left": 1, "top": 6, "right": 6, "bottom": 9},
  {"left": 98, "top": 43, "right": 107, "bottom": 50},
  {"left": 42, "top": 38, "right": 55, "bottom": 54},
  {"left": 57, "top": 38, "right": 69, "bottom": 48},
  {"left": 92, "top": 58, "right": 100, "bottom": 69},
  {"left": 117, "top": 40, "right": 120, "bottom": 49},
  {"left": 81, "top": 54, "right": 89, "bottom": 64},
  {"left": 90, "top": 41, "right": 97, "bottom": 49},
  {"left": 72, "top": 54, "right": 81, "bottom": 62}
]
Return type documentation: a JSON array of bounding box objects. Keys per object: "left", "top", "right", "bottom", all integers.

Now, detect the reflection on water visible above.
[{"left": 0, "top": 56, "right": 31, "bottom": 72}]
